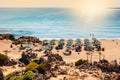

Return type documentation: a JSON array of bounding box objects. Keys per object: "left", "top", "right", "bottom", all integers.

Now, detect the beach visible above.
[
  {"left": 0, "top": 1, "right": 120, "bottom": 80},
  {"left": 0, "top": 38, "right": 120, "bottom": 76}
]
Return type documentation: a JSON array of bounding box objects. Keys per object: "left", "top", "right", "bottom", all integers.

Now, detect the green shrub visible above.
[
  {"left": 0, "top": 54, "right": 8, "bottom": 65},
  {"left": 37, "top": 64, "right": 47, "bottom": 74},
  {"left": 23, "top": 71, "right": 34, "bottom": 80},
  {"left": 26, "top": 61, "right": 47, "bottom": 74},
  {"left": 4, "top": 73, "right": 14, "bottom": 80},
  {"left": 25, "top": 62, "right": 39, "bottom": 71},
  {"left": 5, "top": 71, "right": 34, "bottom": 80},
  {"left": 9, "top": 76, "right": 23, "bottom": 80},
  {"left": 75, "top": 59, "right": 88, "bottom": 66}
]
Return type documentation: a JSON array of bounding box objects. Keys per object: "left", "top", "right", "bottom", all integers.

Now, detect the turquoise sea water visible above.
[{"left": 0, "top": 8, "right": 120, "bottom": 39}]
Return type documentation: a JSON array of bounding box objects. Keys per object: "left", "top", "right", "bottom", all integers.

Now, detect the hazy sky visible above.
[{"left": 0, "top": 0, "right": 120, "bottom": 8}]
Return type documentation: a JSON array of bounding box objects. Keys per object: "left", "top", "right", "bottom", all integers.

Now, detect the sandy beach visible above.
[{"left": 0, "top": 38, "right": 120, "bottom": 76}]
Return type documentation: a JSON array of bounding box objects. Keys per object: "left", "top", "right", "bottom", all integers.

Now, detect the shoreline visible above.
[
  {"left": 39, "top": 38, "right": 120, "bottom": 40},
  {"left": 14, "top": 37, "right": 120, "bottom": 40},
  {"left": 1, "top": 33, "right": 120, "bottom": 40}
]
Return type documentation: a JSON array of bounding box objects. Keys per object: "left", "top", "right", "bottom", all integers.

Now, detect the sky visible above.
[{"left": 0, "top": 0, "right": 120, "bottom": 8}]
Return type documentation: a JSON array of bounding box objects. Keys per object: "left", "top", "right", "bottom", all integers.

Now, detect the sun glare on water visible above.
[{"left": 73, "top": 0, "right": 110, "bottom": 23}]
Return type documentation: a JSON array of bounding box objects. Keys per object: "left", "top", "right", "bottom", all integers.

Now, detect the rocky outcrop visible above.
[
  {"left": 19, "top": 51, "right": 37, "bottom": 65},
  {"left": 12, "top": 36, "right": 41, "bottom": 44},
  {"left": 5, "top": 59, "right": 17, "bottom": 66},
  {"left": 48, "top": 54, "right": 63, "bottom": 62},
  {"left": 18, "top": 36, "right": 40, "bottom": 43},
  {"left": 0, "top": 34, "right": 15, "bottom": 40},
  {"left": 96, "top": 60, "right": 120, "bottom": 73}
]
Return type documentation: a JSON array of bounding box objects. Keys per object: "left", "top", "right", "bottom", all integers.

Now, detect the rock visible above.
[
  {"left": 97, "top": 60, "right": 120, "bottom": 73},
  {"left": 18, "top": 63, "right": 25, "bottom": 67},
  {"left": 54, "top": 54, "right": 63, "bottom": 61},
  {"left": 12, "top": 36, "right": 41, "bottom": 44},
  {"left": 73, "top": 71, "right": 79, "bottom": 76},
  {"left": 58, "top": 61, "right": 66, "bottom": 65},
  {"left": 6, "top": 59, "right": 17, "bottom": 66},
  {"left": 53, "top": 65, "right": 59, "bottom": 70},
  {"left": 92, "top": 73, "right": 99, "bottom": 78},
  {"left": 51, "top": 71, "right": 57, "bottom": 77},
  {"left": 58, "top": 69, "right": 67, "bottom": 75},
  {"left": 48, "top": 57, "right": 56, "bottom": 62},
  {"left": 48, "top": 54, "right": 63, "bottom": 63},
  {"left": 18, "top": 36, "right": 40, "bottom": 43},
  {"left": 104, "top": 74, "right": 111, "bottom": 80},
  {"left": 0, "top": 34, "right": 15, "bottom": 40},
  {"left": 19, "top": 51, "right": 37, "bottom": 65},
  {"left": 45, "top": 71, "right": 52, "bottom": 79},
  {"left": 35, "top": 74, "right": 44, "bottom": 80},
  {"left": 39, "top": 57, "right": 47, "bottom": 64}
]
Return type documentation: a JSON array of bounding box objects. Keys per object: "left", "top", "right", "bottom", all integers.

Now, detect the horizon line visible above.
[{"left": 0, "top": 7, "right": 120, "bottom": 9}]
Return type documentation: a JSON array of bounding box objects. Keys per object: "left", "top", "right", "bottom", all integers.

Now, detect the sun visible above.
[{"left": 73, "top": 0, "right": 110, "bottom": 22}]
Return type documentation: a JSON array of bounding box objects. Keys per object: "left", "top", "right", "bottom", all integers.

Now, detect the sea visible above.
[{"left": 0, "top": 8, "right": 120, "bottom": 39}]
